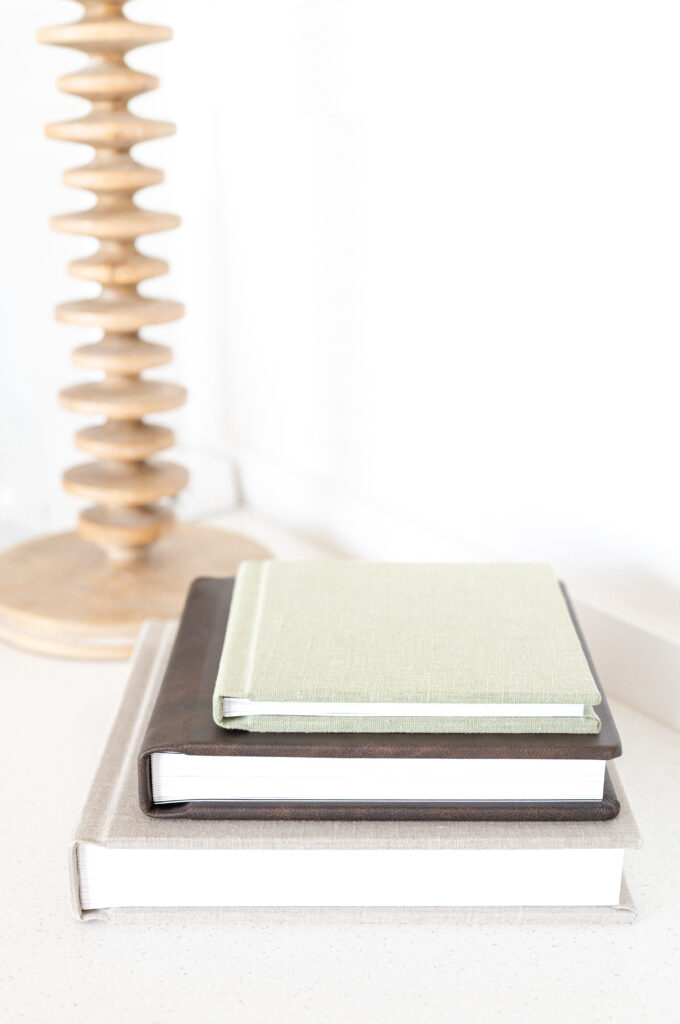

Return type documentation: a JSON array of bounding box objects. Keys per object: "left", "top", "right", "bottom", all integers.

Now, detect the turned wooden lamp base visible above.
[
  {"left": 13, "top": 5, "right": 271, "bottom": 661},
  {"left": 0, "top": 525, "right": 269, "bottom": 660}
]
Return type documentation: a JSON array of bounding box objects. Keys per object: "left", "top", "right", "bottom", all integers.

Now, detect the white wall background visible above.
[{"left": 1, "top": 1, "right": 679, "bottom": 645}]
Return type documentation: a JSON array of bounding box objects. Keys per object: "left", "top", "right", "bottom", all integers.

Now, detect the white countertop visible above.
[{"left": 2, "top": 515, "right": 679, "bottom": 1024}]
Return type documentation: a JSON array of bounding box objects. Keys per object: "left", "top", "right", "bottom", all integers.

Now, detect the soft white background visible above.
[
  {"left": 1, "top": 0, "right": 679, "bottom": 641},
  {"left": 1, "top": 15, "right": 680, "bottom": 1024}
]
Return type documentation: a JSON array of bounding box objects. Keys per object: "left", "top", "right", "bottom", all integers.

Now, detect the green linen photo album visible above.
[{"left": 213, "top": 561, "right": 602, "bottom": 733}]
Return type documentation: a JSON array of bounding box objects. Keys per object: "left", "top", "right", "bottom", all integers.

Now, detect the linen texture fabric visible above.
[{"left": 214, "top": 561, "right": 601, "bottom": 733}]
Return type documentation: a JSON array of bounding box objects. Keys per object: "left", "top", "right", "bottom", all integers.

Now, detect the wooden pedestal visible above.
[
  {"left": 4, "top": 2, "right": 272, "bottom": 662},
  {"left": 0, "top": 525, "right": 268, "bottom": 659}
]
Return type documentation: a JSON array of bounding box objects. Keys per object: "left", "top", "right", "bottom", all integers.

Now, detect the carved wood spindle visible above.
[
  {"left": 39, "top": 0, "right": 188, "bottom": 563},
  {"left": 0, "top": 1, "right": 269, "bottom": 659}
]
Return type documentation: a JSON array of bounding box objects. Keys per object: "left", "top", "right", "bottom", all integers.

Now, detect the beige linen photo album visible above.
[{"left": 70, "top": 620, "right": 640, "bottom": 923}]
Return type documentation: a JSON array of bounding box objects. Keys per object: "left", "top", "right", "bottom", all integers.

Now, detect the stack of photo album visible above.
[{"left": 70, "top": 561, "right": 640, "bottom": 921}]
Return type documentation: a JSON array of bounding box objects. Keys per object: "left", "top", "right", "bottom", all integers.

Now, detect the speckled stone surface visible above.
[{"left": 2, "top": 521, "right": 678, "bottom": 1023}]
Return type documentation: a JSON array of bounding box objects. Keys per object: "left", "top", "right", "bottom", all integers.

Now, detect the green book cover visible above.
[{"left": 213, "top": 561, "right": 601, "bottom": 733}]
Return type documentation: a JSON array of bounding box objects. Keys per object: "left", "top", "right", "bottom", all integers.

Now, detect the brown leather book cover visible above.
[{"left": 138, "top": 577, "right": 621, "bottom": 821}]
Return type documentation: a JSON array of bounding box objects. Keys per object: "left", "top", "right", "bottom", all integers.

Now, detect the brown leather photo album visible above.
[{"left": 138, "top": 577, "right": 622, "bottom": 822}]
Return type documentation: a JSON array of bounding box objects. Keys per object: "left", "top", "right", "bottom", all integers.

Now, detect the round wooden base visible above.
[{"left": 0, "top": 525, "right": 269, "bottom": 660}]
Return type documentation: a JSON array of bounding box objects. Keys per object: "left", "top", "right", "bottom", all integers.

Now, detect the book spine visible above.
[
  {"left": 213, "top": 560, "right": 269, "bottom": 722},
  {"left": 76, "top": 890, "right": 637, "bottom": 925},
  {"left": 70, "top": 620, "right": 177, "bottom": 920}
]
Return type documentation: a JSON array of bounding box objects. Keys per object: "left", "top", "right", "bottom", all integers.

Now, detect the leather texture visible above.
[{"left": 138, "top": 577, "right": 621, "bottom": 821}]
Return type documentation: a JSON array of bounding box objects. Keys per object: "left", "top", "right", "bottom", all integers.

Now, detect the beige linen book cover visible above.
[
  {"left": 70, "top": 621, "right": 640, "bottom": 923},
  {"left": 214, "top": 562, "right": 602, "bottom": 732}
]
